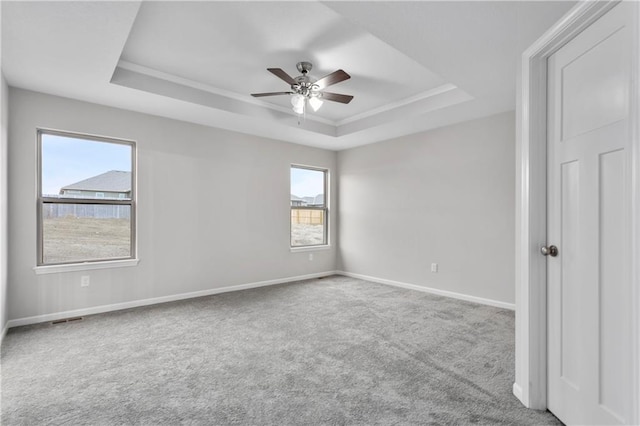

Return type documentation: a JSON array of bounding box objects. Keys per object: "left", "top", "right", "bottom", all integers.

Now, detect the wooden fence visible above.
[
  {"left": 291, "top": 209, "right": 324, "bottom": 225},
  {"left": 43, "top": 204, "right": 131, "bottom": 220}
]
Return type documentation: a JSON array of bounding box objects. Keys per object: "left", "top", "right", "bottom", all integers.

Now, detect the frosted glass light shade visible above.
[
  {"left": 290, "top": 94, "right": 305, "bottom": 108},
  {"left": 292, "top": 103, "right": 305, "bottom": 115},
  {"left": 308, "top": 97, "right": 323, "bottom": 112}
]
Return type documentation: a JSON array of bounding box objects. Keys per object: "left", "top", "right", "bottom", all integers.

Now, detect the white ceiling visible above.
[{"left": 1, "top": 1, "right": 575, "bottom": 150}]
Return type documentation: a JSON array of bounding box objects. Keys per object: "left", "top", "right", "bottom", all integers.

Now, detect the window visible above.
[
  {"left": 37, "top": 130, "right": 136, "bottom": 266},
  {"left": 290, "top": 165, "right": 328, "bottom": 247}
]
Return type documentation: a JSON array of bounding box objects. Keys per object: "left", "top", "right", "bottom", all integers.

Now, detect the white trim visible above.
[
  {"left": 0, "top": 322, "right": 8, "bottom": 346},
  {"left": 513, "top": 383, "right": 523, "bottom": 402},
  {"left": 117, "top": 60, "right": 464, "bottom": 131},
  {"left": 116, "top": 60, "right": 335, "bottom": 126},
  {"left": 337, "top": 271, "right": 515, "bottom": 311},
  {"left": 290, "top": 245, "right": 331, "bottom": 253},
  {"left": 7, "top": 271, "right": 337, "bottom": 328},
  {"left": 335, "top": 83, "right": 458, "bottom": 126},
  {"left": 630, "top": 2, "right": 640, "bottom": 423},
  {"left": 7, "top": 269, "right": 515, "bottom": 330},
  {"left": 516, "top": 0, "right": 639, "bottom": 420},
  {"left": 34, "top": 258, "right": 139, "bottom": 275}
]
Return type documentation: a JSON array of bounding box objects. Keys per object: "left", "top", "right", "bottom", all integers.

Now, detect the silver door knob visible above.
[{"left": 541, "top": 245, "right": 558, "bottom": 257}]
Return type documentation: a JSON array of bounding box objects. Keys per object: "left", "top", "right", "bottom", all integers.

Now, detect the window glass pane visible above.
[
  {"left": 39, "top": 131, "right": 135, "bottom": 266},
  {"left": 290, "top": 167, "right": 325, "bottom": 207},
  {"left": 42, "top": 204, "right": 131, "bottom": 264},
  {"left": 290, "top": 166, "right": 327, "bottom": 247},
  {"left": 291, "top": 209, "right": 325, "bottom": 246},
  {"left": 41, "top": 134, "right": 132, "bottom": 200}
]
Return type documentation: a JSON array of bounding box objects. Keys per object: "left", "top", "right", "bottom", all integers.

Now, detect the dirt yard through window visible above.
[{"left": 43, "top": 216, "right": 131, "bottom": 264}]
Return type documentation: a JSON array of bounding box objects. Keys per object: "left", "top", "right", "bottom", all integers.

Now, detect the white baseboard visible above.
[
  {"left": 6, "top": 271, "right": 338, "bottom": 329},
  {"left": 0, "top": 322, "right": 8, "bottom": 346},
  {"left": 336, "top": 271, "right": 515, "bottom": 310},
  {"left": 513, "top": 382, "right": 523, "bottom": 402},
  {"left": 6, "top": 270, "right": 514, "bottom": 329}
]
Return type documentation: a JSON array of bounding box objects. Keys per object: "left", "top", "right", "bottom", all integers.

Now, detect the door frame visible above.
[{"left": 515, "top": 0, "right": 640, "bottom": 423}]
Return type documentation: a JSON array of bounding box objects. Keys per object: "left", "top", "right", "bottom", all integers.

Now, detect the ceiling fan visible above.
[{"left": 251, "top": 61, "right": 353, "bottom": 115}]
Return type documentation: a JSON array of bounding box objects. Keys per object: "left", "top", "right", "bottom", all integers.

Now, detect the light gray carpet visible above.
[{"left": 1, "top": 276, "right": 560, "bottom": 425}]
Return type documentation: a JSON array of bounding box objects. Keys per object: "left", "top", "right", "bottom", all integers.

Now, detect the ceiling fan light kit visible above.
[
  {"left": 252, "top": 61, "right": 353, "bottom": 120},
  {"left": 308, "top": 96, "right": 323, "bottom": 112},
  {"left": 291, "top": 93, "right": 305, "bottom": 114}
]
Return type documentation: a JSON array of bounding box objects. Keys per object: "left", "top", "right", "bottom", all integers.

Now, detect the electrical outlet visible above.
[
  {"left": 308, "top": 253, "right": 314, "bottom": 261},
  {"left": 431, "top": 263, "right": 438, "bottom": 273},
  {"left": 80, "top": 276, "right": 90, "bottom": 287}
]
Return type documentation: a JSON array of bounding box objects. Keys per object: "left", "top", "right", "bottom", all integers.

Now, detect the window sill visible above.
[
  {"left": 34, "top": 259, "right": 139, "bottom": 275},
  {"left": 290, "top": 245, "right": 332, "bottom": 253}
]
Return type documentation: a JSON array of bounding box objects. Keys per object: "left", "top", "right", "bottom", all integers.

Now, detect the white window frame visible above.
[
  {"left": 36, "top": 129, "right": 137, "bottom": 268},
  {"left": 290, "top": 165, "right": 329, "bottom": 249}
]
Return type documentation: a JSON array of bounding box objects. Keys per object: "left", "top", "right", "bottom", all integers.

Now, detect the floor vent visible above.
[{"left": 51, "top": 317, "right": 84, "bottom": 325}]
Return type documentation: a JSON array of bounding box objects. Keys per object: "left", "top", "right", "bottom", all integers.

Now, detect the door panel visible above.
[
  {"left": 562, "top": 27, "right": 628, "bottom": 140},
  {"left": 547, "top": 2, "right": 632, "bottom": 424},
  {"left": 598, "top": 148, "right": 629, "bottom": 422},
  {"left": 560, "top": 160, "right": 580, "bottom": 389}
]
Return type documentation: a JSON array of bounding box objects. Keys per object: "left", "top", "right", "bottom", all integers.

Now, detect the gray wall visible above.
[
  {"left": 8, "top": 88, "right": 337, "bottom": 321},
  {"left": 0, "top": 73, "right": 8, "bottom": 334},
  {"left": 7, "top": 88, "right": 516, "bottom": 321},
  {"left": 337, "top": 111, "right": 515, "bottom": 304}
]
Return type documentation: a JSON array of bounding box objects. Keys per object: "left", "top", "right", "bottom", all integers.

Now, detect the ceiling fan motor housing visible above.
[
  {"left": 293, "top": 66, "right": 319, "bottom": 97},
  {"left": 296, "top": 61, "right": 313, "bottom": 74}
]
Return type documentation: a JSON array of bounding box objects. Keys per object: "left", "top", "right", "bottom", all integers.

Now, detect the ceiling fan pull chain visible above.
[{"left": 298, "top": 100, "right": 307, "bottom": 126}]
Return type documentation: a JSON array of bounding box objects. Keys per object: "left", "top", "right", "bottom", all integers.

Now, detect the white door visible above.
[{"left": 547, "top": 3, "right": 633, "bottom": 425}]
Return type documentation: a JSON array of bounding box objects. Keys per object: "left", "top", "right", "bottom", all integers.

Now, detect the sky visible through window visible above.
[
  {"left": 291, "top": 167, "right": 324, "bottom": 198},
  {"left": 41, "top": 134, "right": 131, "bottom": 196}
]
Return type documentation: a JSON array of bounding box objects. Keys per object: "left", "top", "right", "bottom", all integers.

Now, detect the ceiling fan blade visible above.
[
  {"left": 315, "top": 70, "right": 350, "bottom": 89},
  {"left": 267, "top": 68, "right": 297, "bottom": 86},
  {"left": 321, "top": 92, "right": 354, "bottom": 104},
  {"left": 251, "top": 92, "right": 292, "bottom": 97}
]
